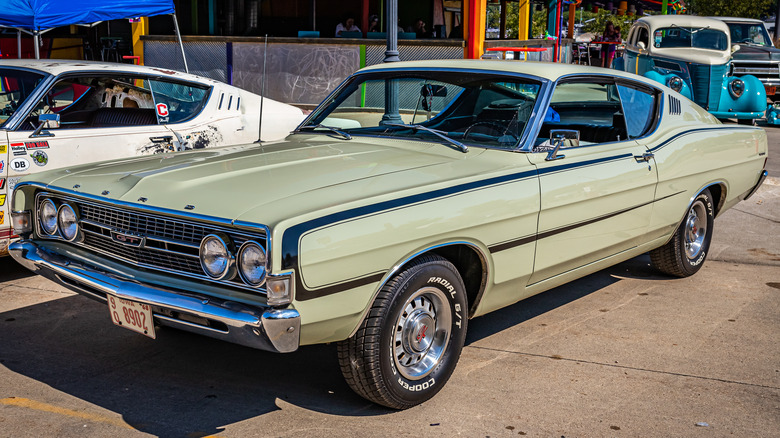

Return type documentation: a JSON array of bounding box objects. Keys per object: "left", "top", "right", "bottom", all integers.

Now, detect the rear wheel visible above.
[
  {"left": 650, "top": 188, "right": 714, "bottom": 277},
  {"left": 337, "top": 254, "right": 468, "bottom": 409}
]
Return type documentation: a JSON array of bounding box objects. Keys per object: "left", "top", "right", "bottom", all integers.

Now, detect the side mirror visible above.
[
  {"left": 545, "top": 129, "right": 579, "bottom": 161},
  {"left": 637, "top": 41, "right": 647, "bottom": 52},
  {"left": 420, "top": 84, "right": 448, "bottom": 112},
  {"left": 30, "top": 113, "right": 60, "bottom": 138},
  {"left": 39, "top": 113, "right": 60, "bottom": 129},
  {"left": 731, "top": 44, "right": 740, "bottom": 53}
]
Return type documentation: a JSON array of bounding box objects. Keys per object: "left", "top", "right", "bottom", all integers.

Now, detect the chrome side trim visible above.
[
  {"left": 347, "top": 241, "right": 490, "bottom": 339},
  {"left": 8, "top": 240, "right": 300, "bottom": 353}
]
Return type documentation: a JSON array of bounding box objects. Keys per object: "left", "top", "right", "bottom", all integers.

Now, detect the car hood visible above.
[
  {"left": 33, "top": 135, "right": 496, "bottom": 227},
  {"left": 732, "top": 44, "right": 780, "bottom": 62}
]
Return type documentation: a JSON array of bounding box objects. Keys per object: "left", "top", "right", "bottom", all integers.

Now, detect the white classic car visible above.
[{"left": 0, "top": 60, "right": 304, "bottom": 254}]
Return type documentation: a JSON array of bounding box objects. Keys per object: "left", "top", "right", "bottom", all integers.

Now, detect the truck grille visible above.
[
  {"left": 35, "top": 192, "right": 268, "bottom": 293},
  {"left": 689, "top": 64, "right": 728, "bottom": 110},
  {"left": 732, "top": 62, "right": 780, "bottom": 84}
]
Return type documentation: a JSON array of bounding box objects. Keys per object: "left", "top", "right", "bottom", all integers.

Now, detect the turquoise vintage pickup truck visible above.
[{"left": 9, "top": 60, "right": 768, "bottom": 409}]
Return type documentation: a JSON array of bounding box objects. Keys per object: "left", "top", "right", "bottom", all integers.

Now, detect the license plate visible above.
[{"left": 107, "top": 294, "right": 156, "bottom": 339}]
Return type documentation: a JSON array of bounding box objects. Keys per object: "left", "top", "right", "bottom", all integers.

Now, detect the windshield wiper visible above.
[
  {"left": 297, "top": 123, "right": 352, "bottom": 140},
  {"left": 382, "top": 122, "right": 468, "bottom": 153},
  {"left": 671, "top": 24, "right": 711, "bottom": 34}
]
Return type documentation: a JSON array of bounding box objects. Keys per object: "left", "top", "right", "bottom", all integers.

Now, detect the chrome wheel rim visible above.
[
  {"left": 684, "top": 200, "right": 707, "bottom": 259},
  {"left": 393, "top": 287, "right": 451, "bottom": 380}
]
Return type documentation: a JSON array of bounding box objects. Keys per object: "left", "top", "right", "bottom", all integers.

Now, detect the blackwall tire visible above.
[
  {"left": 650, "top": 188, "right": 715, "bottom": 277},
  {"left": 337, "top": 254, "right": 468, "bottom": 409}
]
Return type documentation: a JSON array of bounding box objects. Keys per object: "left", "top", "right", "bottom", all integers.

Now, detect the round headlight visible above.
[
  {"left": 237, "top": 241, "right": 267, "bottom": 286},
  {"left": 729, "top": 79, "right": 745, "bottom": 98},
  {"left": 39, "top": 199, "right": 58, "bottom": 235},
  {"left": 668, "top": 76, "right": 684, "bottom": 92},
  {"left": 57, "top": 204, "right": 79, "bottom": 241},
  {"left": 199, "top": 234, "right": 233, "bottom": 279}
]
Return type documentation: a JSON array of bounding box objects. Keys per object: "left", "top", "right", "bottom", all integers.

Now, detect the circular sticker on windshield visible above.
[
  {"left": 30, "top": 150, "right": 48, "bottom": 166},
  {"left": 11, "top": 157, "right": 30, "bottom": 173}
]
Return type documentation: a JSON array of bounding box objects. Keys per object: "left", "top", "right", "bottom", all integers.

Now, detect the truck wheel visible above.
[
  {"left": 650, "top": 188, "right": 714, "bottom": 277},
  {"left": 337, "top": 254, "right": 468, "bottom": 409}
]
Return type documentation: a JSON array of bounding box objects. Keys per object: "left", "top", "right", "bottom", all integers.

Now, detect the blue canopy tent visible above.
[{"left": 0, "top": 0, "right": 187, "bottom": 71}]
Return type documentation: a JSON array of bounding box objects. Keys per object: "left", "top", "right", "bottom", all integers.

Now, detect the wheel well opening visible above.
[
  {"left": 707, "top": 183, "right": 725, "bottom": 216},
  {"left": 429, "top": 245, "right": 486, "bottom": 318}
]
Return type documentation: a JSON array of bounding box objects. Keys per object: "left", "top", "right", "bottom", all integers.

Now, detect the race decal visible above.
[
  {"left": 7, "top": 177, "right": 20, "bottom": 191},
  {"left": 30, "top": 150, "right": 48, "bottom": 167},
  {"left": 0, "top": 178, "right": 5, "bottom": 190},
  {"left": 0, "top": 144, "right": 6, "bottom": 154},
  {"left": 11, "top": 145, "right": 27, "bottom": 156},
  {"left": 25, "top": 140, "right": 49, "bottom": 150},
  {"left": 0, "top": 160, "right": 4, "bottom": 172},
  {"left": 0, "top": 195, "right": 6, "bottom": 206},
  {"left": 156, "top": 103, "right": 169, "bottom": 117},
  {"left": 0, "top": 212, "right": 4, "bottom": 225},
  {"left": 11, "top": 158, "right": 29, "bottom": 173}
]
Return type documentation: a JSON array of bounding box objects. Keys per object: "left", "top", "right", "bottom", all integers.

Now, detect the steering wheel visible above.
[{"left": 463, "top": 121, "right": 518, "bottom": 142}]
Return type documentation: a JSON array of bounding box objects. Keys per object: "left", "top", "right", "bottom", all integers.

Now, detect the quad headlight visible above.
[
  {"left": 237, "top": 241, "right": 267, "bottom": 286},
  {"left": 39, "top": 198, "right": 58, "bottom": 235},
  {"left": 199, "top": 234, "right": 234, "bottom": 280},
  {"left": 729, "top": 79, "right": 745, "bottom": 98},
  {"left": 668, "top": 76, "right": 684, "bottom": 92},
  {"left": 57, "top": 203, "right": 80, "bottom": 241}
]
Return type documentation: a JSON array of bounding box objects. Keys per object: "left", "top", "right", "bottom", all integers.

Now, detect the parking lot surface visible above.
[{"left": 0, "top": 129, "right": 778, "bottom": 437}]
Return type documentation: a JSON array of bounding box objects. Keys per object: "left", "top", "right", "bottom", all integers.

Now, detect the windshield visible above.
[
  {"left": 0, "top": 68, "right": 47, "bottom": 128},
  {"left": 726, "top": 22, "right": 772, "bottom": 46},
  {"left": 300, "top": 71, "right": 542, "bottom": 150},
  {"left": 654, "top": 27, "right": 729, "bottom": 51}
]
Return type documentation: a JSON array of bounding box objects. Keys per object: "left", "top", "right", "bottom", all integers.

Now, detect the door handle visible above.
[{"left": 634, "top": 152, "right": 654, "bottom": 162}]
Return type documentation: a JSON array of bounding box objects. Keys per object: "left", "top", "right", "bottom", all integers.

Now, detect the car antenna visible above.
[{"left": 257, "top": 34, "right": 268, "bottom": 143}]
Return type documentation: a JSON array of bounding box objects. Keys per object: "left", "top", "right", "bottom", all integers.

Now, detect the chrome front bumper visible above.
[{"left": 9, "top": 240, "right": 300, "bottom": 353}]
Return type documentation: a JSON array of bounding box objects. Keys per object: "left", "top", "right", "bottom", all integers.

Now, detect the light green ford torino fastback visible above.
[{"left": 9, "top": 60, "right": 768, "bottom": 409}]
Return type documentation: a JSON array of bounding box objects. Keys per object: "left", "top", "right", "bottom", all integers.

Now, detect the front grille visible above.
[
  {"left": 35, "top": 192, "right": 268, "bottom": 293},
  {"left": 689, "top": 64, "right": 728, "bottom": 111},
  {"left": 732, "top": 62, "right": 780, "bottom": 78}
]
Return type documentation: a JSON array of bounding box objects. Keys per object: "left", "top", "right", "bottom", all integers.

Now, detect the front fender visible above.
[
  {"left": 712, "top": 75, "right": 767, "bottom": 119},
  {"left": 644, "top": 70, "right": 693, "bottom": 100}
]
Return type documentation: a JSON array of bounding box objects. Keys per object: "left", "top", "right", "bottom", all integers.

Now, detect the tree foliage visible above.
[{"left": 687, "top": 0, "right": 776, "bottom": 19}]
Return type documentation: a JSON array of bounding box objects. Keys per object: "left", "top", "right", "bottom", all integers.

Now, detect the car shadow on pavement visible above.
[{"left": 0, "top": 254, "right": 672, "bottom": 435}]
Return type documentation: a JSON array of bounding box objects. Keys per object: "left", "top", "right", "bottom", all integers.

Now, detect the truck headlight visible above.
[
  {"left": 237, "top": 241, "right": 267, "bottom": 286},
  {"left": 729, "top": 79, "right": 745, "bottom": 98},
  {"left": 39, "top": 199, "right": 58, "bottom": 235},
  {"left": 668, "top": 76, "right": 684, "bottom": 92},
  {"left": 199, "top": 234, "right": 234, "bottom": 280},
  {"left": 57, "top": 203, "right": 80, "bottom": 241}
]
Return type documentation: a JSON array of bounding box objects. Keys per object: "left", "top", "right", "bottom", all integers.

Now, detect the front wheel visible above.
[
  {"left": 337, "top": 254, "right": 468, "bottom": 409},
  {"left": 650, "top": 188, "right": 714, "bottom": 277}
]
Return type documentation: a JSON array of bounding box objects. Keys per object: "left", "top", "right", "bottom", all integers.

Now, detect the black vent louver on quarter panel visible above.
[{"left": 668, "top": 95, "right": 681, "bottom": 115}]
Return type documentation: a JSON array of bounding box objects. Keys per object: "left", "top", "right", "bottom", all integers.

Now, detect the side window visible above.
[
  {"left": 637, "top": 27, "right": 649, "bottom": 47},
  {"left": 536, "top": 80, "right": 628, "bottom": 149},
  {"left": 26, "top": 76, "right": 158, "bottom": 129},
  {"left": 147, "top": 80, "right": 210, "bottom": 124},
  {"left": 628, "top": 27, "right": 637, "bottom": 45},
  {"left": 617, "top": 83, "right": 657, "bottom": 139}
]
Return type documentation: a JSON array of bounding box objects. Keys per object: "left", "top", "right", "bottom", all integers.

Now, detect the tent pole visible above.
[
  {"left": 172, "top": 13, "right": 189, "bottom": 73},
  {"left": 33, "top": 31, "right": 40, "bottom": 59},
  {"left": 17, "top": 30, "right": 22, "bottom": 59}
]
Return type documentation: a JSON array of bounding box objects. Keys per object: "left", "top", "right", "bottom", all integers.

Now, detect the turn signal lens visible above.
[
  {"left": 39, "top": 199, "right": 58, "bottom": 235},
  {"left": 11, "top": 211, "right": 32, "bottom": 234},
  {"left": 266, "top": 274, "right": 293, "bottom": 306},
  {"left": 237, "top": 241, "right": 267, "bottom": 286},
  {"left": 57, "top": 204, "right": 79, "bottom": 241},
  {"left": 199, "top": 234, "right": 233, "bottom": 279}
]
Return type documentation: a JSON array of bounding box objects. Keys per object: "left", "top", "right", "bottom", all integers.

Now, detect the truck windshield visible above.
[
  {"left": 654, "top": 27, "right": 729, "bottom": 51},
  {"left": 0, "top": 68, "right": 47, "bottom": 129},
  {"left": 726, "top": 22, "right": 773, "bottom": 47}
]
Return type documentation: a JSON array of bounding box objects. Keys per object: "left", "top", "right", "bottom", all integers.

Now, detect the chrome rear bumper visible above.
[{"left": 9, "top": 240, "right": 300, "bottom": 353}]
